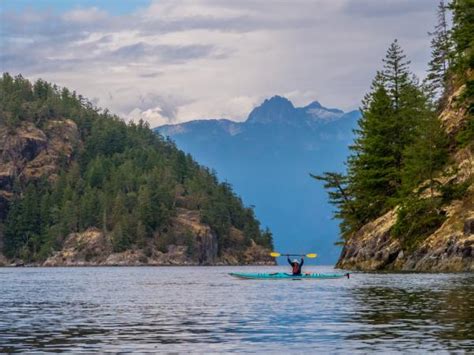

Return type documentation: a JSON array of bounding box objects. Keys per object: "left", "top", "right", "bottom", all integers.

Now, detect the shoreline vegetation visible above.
[
  {"left": 314, "top": 0, "right": 473, "bottom": 272},
  {"left": 0, "top": 77, "right": 274, "bottom": 267}
]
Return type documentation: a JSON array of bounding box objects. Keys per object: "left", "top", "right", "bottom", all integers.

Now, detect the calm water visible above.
[{"left": 0, "top": 266, "right": 473, "bottom": 353}]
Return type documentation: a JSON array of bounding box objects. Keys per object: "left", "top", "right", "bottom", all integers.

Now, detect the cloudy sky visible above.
[{"left": 1, "top": 0, "right": 438, "bottom": 127}]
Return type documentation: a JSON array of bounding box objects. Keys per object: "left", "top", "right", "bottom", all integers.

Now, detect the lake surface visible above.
[{"left": 1, "top": 266, "right": 473, "bottom": 353}]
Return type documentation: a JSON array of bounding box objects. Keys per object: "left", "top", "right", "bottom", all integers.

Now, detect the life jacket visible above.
[{"left": 292, "top": 262, "right": 300, "bottom": 274}]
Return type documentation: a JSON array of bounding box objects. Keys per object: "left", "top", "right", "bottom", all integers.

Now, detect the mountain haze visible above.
[{"left": 157, "top": 96, "right": 360, "bottom": 263}]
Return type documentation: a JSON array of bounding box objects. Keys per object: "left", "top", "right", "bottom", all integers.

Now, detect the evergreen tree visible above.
[
  {"left": 347, "top": 71, "right": 399, "bottom": 222},
  {"left": 316, "top": 41, "right": 434, "bottom": 237},
  {"left": 425, "top": 1, "right": 453, "bottom": 99},
  {"left": 449, "top": 0, "right": 474, "bottom": 76},
  {"left": 401, "top": 102, "right": 449, "bottom": 196},
  {"left": 449, "top": 0, "right": 474, "bottom": 145},
  {"left": 4, "top": 184, "right": 43, "bottom": 260},
  {"left": 382, "top": 39, "right": 412, "bottom": 110},
  {"left": 310, "top": 172, "right": 359, "bottom": 239},
  {"left": 137, "top": 184, "right": 154, "bottom": 233}
]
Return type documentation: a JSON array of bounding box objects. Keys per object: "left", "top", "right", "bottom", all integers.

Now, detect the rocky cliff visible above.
[
  {"left": 0, "top": 119, "right": 79, "bottom": 218},
  {"left": 337, "top": 86, "right": 474, "bottom": 272}
]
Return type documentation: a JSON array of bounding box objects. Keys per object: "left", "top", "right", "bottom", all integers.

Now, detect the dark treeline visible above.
[
  {"left": 314, "top": 0, "right": 473, "bottom": 250},
  {"left": 0, "top": 74, "right": 272, "bottom": 261}
]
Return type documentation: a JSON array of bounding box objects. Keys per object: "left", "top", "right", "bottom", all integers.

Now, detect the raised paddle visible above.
[{"left": 270, "top": 252, "right": 318, "bottom": 258}]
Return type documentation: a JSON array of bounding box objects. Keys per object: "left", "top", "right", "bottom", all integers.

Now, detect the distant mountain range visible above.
[{"left": 156, "top": 96, "right": 360, "bottom": 264}]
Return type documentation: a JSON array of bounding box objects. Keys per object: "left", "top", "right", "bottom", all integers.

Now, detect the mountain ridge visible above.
[{"left": 159, "top": 95, "right": 359, "bottom": 137}]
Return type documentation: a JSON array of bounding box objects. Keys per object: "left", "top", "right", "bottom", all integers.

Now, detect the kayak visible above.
[{"left": 229, "top": 272, "right": 349, "bottom": 280}]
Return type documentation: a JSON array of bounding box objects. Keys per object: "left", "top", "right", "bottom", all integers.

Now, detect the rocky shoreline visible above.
[
  {"left": 1, "top": 261, "right": 276, "bottom": 267},
  {"left": 336, "top": 209, "right": 474, "bottom": 272},
  {"left": 0, "top": 222, "right": 275, "bottom": 268}
]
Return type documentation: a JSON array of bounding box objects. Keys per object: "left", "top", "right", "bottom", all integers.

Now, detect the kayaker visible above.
[{"left": 288, "top": 256, "right": 304, "bottom": 275}]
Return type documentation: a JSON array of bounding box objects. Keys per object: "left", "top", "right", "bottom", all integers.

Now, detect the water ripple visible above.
[{"left": 0, "top": 266, "right": 473, "bottom": 352}]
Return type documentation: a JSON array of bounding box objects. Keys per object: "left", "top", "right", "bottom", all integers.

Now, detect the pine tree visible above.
[
  {"left": 425, "top": 1, "right": 453, "bottom": 99},
  {"left": 316, "top": 41, "right": 433, "bottom": 236},
  {"left": 381, "top": 40, "right": 420, "bottom": 173},
  {"left": 449, "top": 0, "right": 474, "bottom": 75},
  {"left": 449, "top": 0, "right": 474, "bottom": 146},
  {"left": 347, "top": 71, "right": 399, "bottom": 222},
  {"left": 402, "top": 102, "right": 449, "bottom": 196},
  {"left": 137, "top": 184, "right": 154, "bottom": 232},
  {"left": 310, "top": 172, "right": 359, "bottom": 239},
  {"left": 382, "top": 39, "right": 412, "bottom": 110},
  {"left": 3, "top": 184, "right": 43, "bottom": 260}
]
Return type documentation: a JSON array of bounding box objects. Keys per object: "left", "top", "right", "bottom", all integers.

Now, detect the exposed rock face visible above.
[
  {"left": 42, "top": 209, "right": 274, "bottom": 266},
  {"left": 171, "top": 208, "right": 218, "bottom": 264},
  {"left": 337, "top": 88, "right": 473, "bottom": 272},
  {"left": 337, "top": 210, "right": 400, "bottom": 271},
  {"left": 43, "top": 227, "right": 198, "bottom": 266},
  {"left": 464, "top": 218, "right": 474, "bottom": 235},
  {"left": 337, "top": 196, "right": 474, "bottom": 272},
  {"left": 439, "top": 85, "right": 468, "bottom": 136},
  {"left": 0, "top": 120, "right": 80, "bottom": 214},
  {"left": 242, "top": 239, "right": 276, "bottom": 265},
  {"left": 43, "top": 228, "right": 112, "bottom": 266}
]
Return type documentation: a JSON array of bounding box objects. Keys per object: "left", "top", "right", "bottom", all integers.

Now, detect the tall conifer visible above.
[{"left": 426, "top": 1, "right": 453, "bottom": 99}]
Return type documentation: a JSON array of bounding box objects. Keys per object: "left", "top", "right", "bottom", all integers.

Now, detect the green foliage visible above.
[
  {"left": 449, "top": 0, "right": 474, "bottom": 76},
  {"left": 316, "top": 34, "right": 455, "bottom": 247},
  {"left": 392, "top": 197, "right": 446, "bottom": 251},
  {"left": 440, "top": 178, "right": 472, "bottom": 203},
  {"left": 345, "top": 42, "right": 429, "bottom": 226},
  {"left": 1, "top": 74, "right": 272, "bottom": 261},
  {"left": 257, "top": 227, "right": 274, "bottom": 250},
  {"left": 425, "top": 1, "right": 454, "bottom": 99},
  {"left": 310, "top": 172, "right": 360, "bottom": 240},
  {"left": 382, "top": 40, "right": 412, "bottom": 110},
  {"left": 449, "top": 0, "right": 474, "bottom": 146},
  {"left": 456, "top": 115, "right": 474, "bottom": 147},
  {"left": 3, "top": 183, "right": 52, "bottom": 261},
  {"left": 401, "top": 104, "right": 449, "bottom": 195},
  {"left": 348, "top": 75, "right": 399, "bottom": 223}
]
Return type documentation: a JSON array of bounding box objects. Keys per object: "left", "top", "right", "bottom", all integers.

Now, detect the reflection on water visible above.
[
  {"left": 0, "top": 267, "right": 473, "bottom": 352},
  {"left": 347, "top": 275, "right": 474, "bottom": 351}
]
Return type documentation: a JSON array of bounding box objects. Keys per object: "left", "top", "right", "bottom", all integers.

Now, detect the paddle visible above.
[{"left": 270, "top": 252, "right": 318, "bottom": 258}]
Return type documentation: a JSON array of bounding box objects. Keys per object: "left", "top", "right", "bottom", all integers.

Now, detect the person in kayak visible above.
[{"left": 288, "top": 256, "right": 304, "bottom": 275}]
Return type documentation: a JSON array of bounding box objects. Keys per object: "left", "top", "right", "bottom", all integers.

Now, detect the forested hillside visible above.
[
  {"left": 315, "top": 0, "right": 473, "bottom": 271},
  {"left": 0, "top": 74, "right": 273, "bottom": 266}
]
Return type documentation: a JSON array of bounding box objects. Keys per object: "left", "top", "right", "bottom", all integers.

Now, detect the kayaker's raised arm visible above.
[
  {"left": 300, "top": 257, "right": 304, "bottom": 267},
  {"left": 287, "top": 257, "right": 292, "bottom": 265}
]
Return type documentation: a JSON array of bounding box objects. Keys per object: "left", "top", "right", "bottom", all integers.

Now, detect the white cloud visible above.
[
  {"left": 128, "top": 107, "right": 171, "bottom": 127},
  {"left": 2, "top": 0, "right": 438, "bottom": 126}
]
